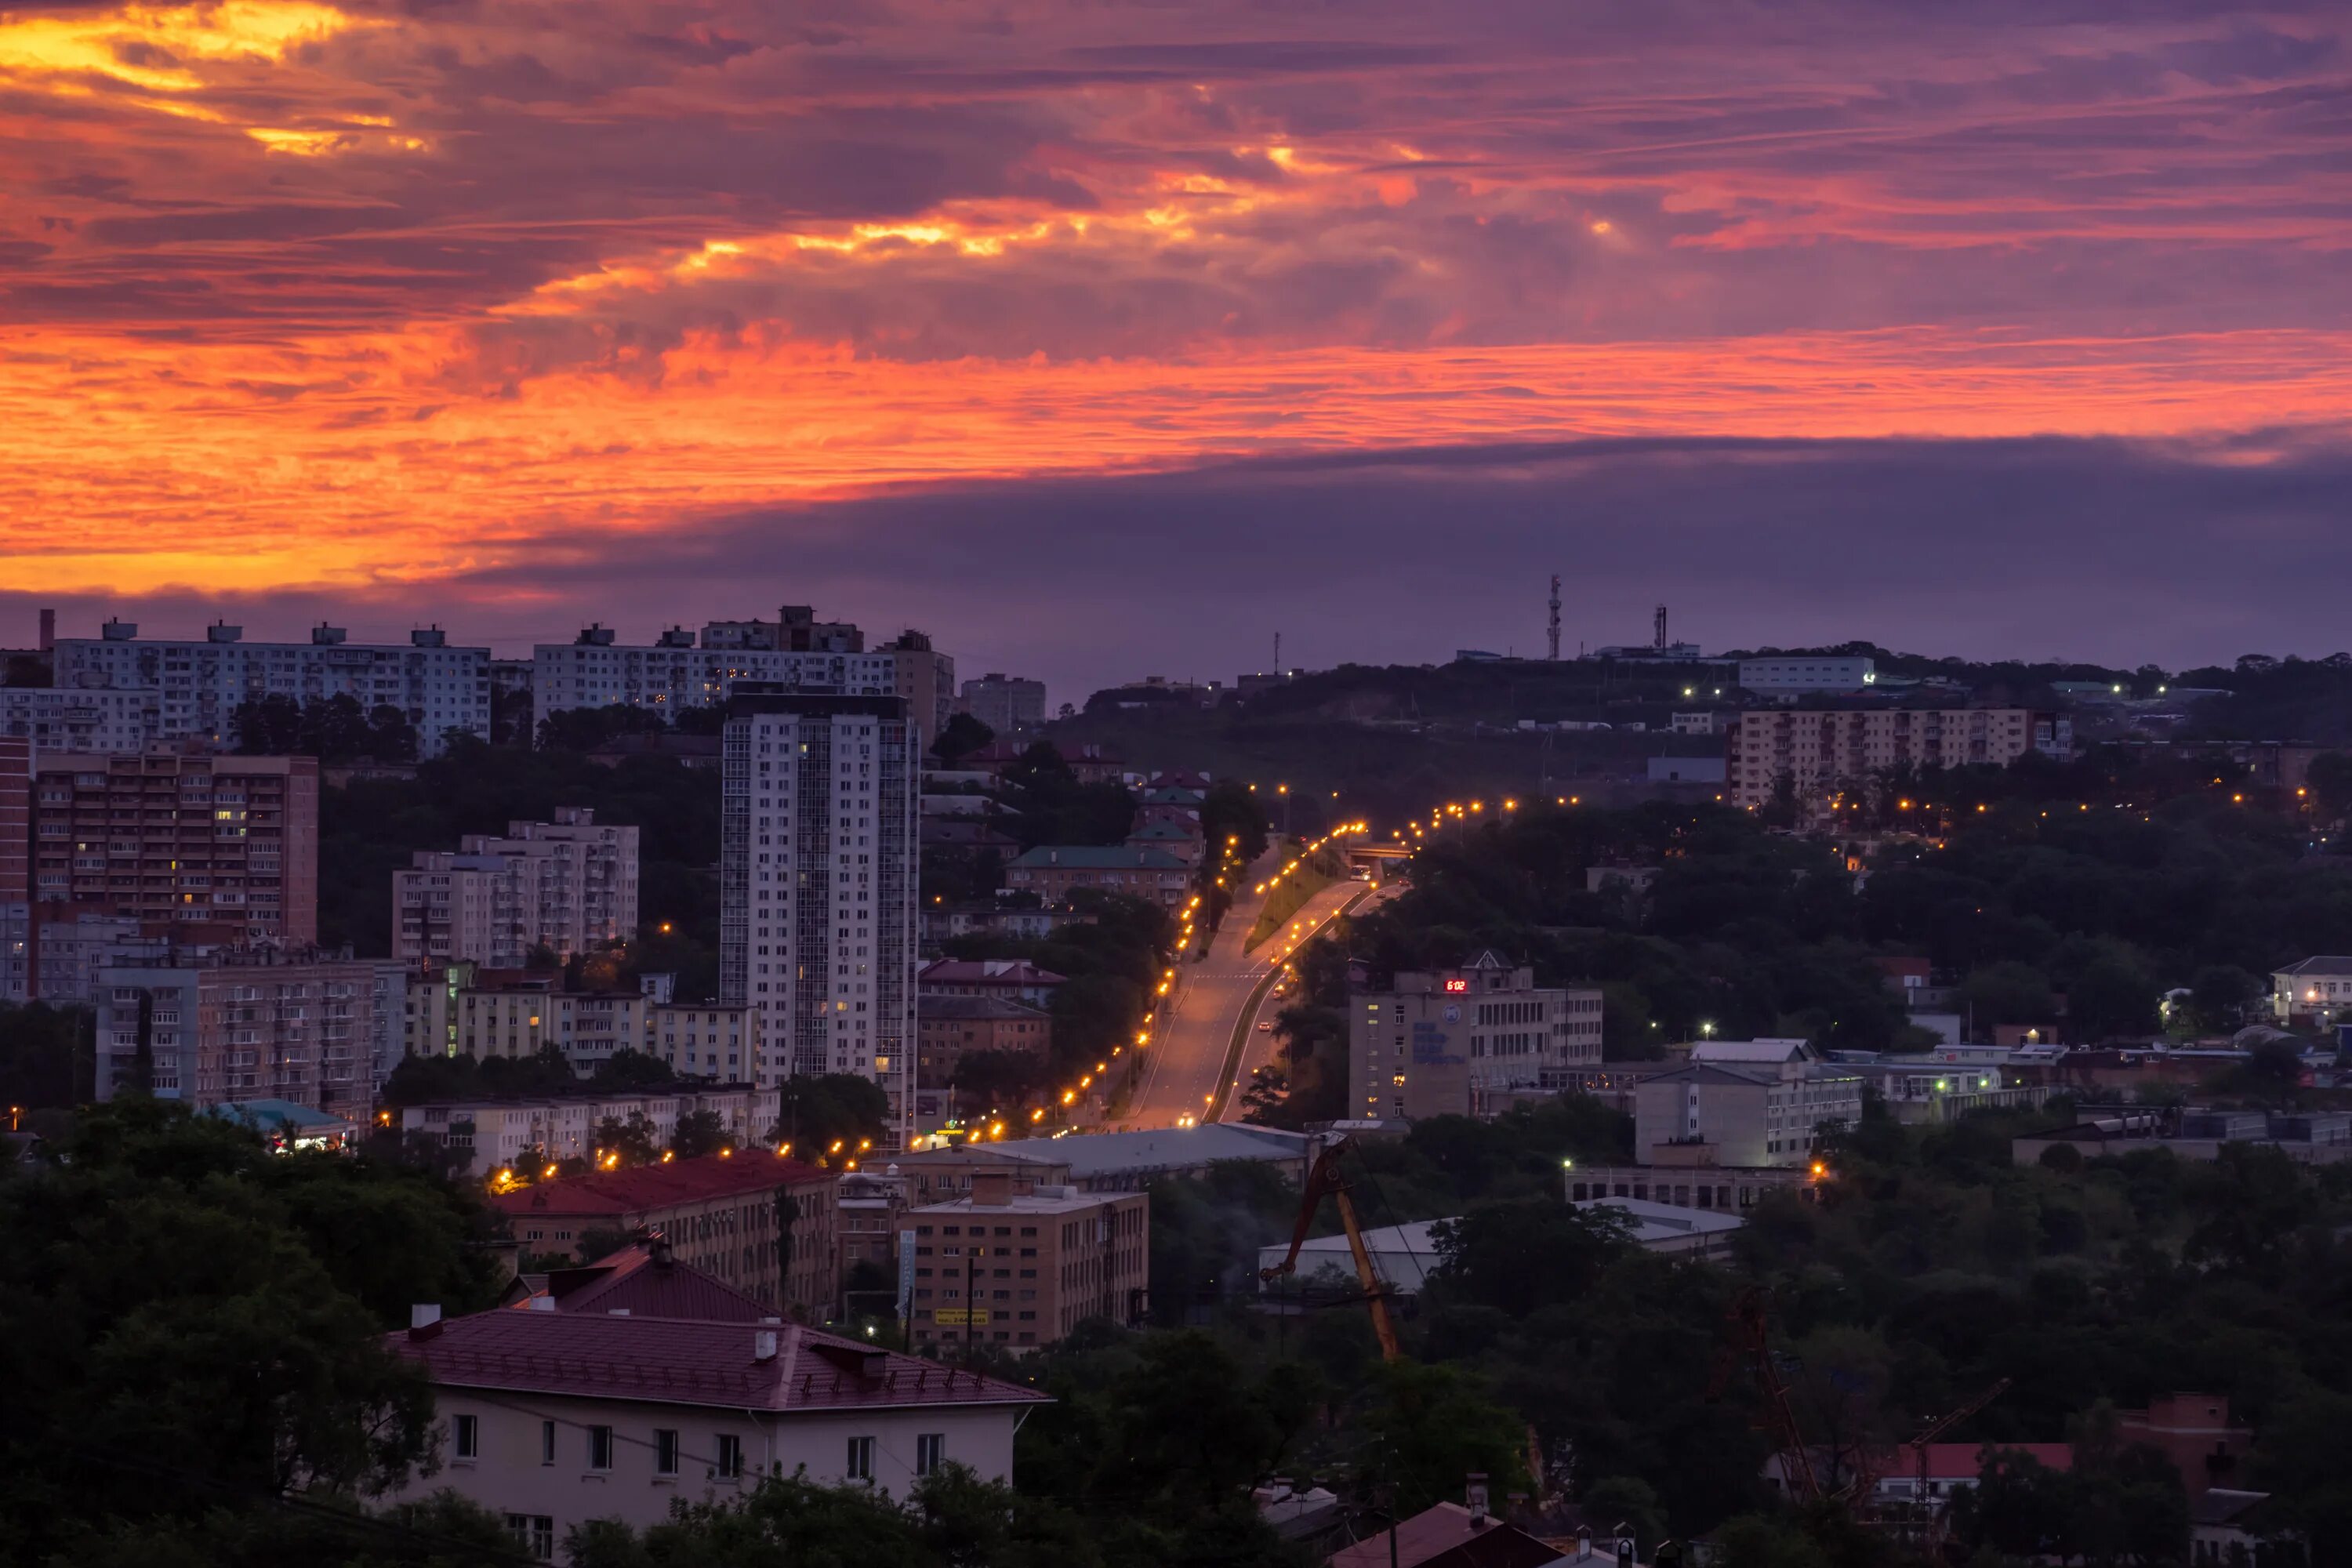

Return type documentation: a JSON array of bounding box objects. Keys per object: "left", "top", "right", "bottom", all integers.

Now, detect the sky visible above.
[{"left": 3, "top": 0, "right": 2348, "bottom": 699}]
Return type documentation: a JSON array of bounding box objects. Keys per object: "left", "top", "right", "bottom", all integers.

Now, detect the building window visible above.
[
  {"left": 716, "top": 1434, "right": 744, "bottom": 1479},
  {"left": 587, "top": 1425, "right": 613, "bottom": 1471},
  {"left": 846, "top": 1436, "right": 875, "bottom": 1482},
  {"left": 655, "top": 1428, "right": 680, "bottom": 1476},
  {"left": 916, "top": 1433, "right": 946, "bottom": 1476},
  {"left": 452, "top": 1413, "right": 478, "bottom": 1461},
  {"left": 540, "top": 1420, "right": 556, "bottom": 1465},
  {"left": 505, "top": 1514, "right": 556, "bottom": 1561}
]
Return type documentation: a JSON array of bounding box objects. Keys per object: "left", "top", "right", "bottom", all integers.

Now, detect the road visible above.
[{"left": 1120, "top": 845, "right": 1388, "bottom": 1129}]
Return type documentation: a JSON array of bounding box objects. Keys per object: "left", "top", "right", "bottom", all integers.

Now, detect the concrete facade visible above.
[
  {"left": 1348, "top": 951, "right": 1603, "bottom": 1121},
  {"left": 1724, "top": 708, "right": 2071, "bottom": 809},
  {"left": 393, "top": 808, "right": 640, "bottom": 968},
  {"left": 896, "top": 1174, "right": 1148, "bottom": 1352}
]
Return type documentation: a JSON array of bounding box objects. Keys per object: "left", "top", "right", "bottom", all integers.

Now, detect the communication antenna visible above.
[
  {"left": 1548, "top": 575, "right": 1562, "bottom": 662},
  {"left": 1653, "top": 604, "right": 1668, "bottom": 652},
  {"left": 1273, "top": 630, "right": 1282, "bottom": 676}
]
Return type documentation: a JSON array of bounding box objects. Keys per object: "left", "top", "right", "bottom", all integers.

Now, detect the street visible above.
[{"left": 1119, "top": 844, "right": 1390, "bottom": 1129}]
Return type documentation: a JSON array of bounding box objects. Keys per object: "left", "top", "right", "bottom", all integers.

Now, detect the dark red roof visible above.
[
  {"left": 394, "top": 1312, "right": 1047, "bottom": 1414},
  {"left": 917, "top": 959, "right": 1067, "bottom": 985},
  {"left": 492, "top": 1153, "right": 833, "bottom": 1221},
  {"left": 508, "top": 1240, "right": 774, "bottom": 1322}
]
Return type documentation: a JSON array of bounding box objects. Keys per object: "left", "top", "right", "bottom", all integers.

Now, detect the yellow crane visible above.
[{"left": 1257, "top": 1135, "right": 1403, "bottom": 1362}]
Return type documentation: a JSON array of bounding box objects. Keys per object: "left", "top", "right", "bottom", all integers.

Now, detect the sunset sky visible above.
[{"left": 4, "top": 0, "right": 2348, "bottom": 691}]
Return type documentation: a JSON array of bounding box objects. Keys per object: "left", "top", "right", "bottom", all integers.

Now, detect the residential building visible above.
[
  {"left": 1566, "top": 1161, "right": 1820, "bottom": 1210},
  {"left": 836, "top": 1165, "right": 909, "bottom": 1308},
  {"left": 1330, "top": 1494, "right": 1565, "bottom": 1568},
  {"left": 2011, "top": 1106, "right": 2352, "bottom": 1167},
  {"left": 891, "top": 1123, "right": 1317, "bottom": 1200},
  {"left": 920, "top": 904, "right": 1092, "bottom": 946},
  {"left": 916, "top": 958, "right": 1066, "bottom": 1006},
  {"left": 399, "top": 1083, "right": 781, "bottom": 1178},
  {"left": 647, "top": 1001, "right": 764, "bottom": 1083},
  {"left": 2118, "top": 1394, "right": 2254, "bottom": 1497},
  {"left": 720, "top": 691, "right": 920, "bottom": 1145},
  {"left": 1838, "top": 1056, "right": 2049, "bottom": 1123},
  {"left": 1737, "top": 655, "right": 1878, "bottom": 695},
  {"left": 956, "top": 673, "right": 1046, "bottom": 735},
  {"left": 1003, "top": 845, "right": 1189, "bottom": 910},
  {"left": 1632, "top": 1040, "right": 1864, "bottom": 1167},
  {"left": 53, "top": 620, "right": 488, "bottom": 757},
  {"left": 95, "top": 947, "right": 400, "bottom": 1118},
  {"left": 1123, "top": 819, "right": 1206, "bottom": 866},
  {"left": 0, "top": 738, "right": 24, "bottom": 1002},
  {"left": 877, "top": 630, "right": 956, "bottom": 750},
  {"left": 393, "top": 808, "right": 640, "bottom": 967},
  {"left": 30, "top": 751, "right": 320, "bottom": 942},
  {"left": 2271, "top": 955, "right": 2352, "bottom": 1025},
  {"left": 450, "top": 977, "right": 648, "bottom": 1075},
  {"left": 895, "top": 1171, "right": 1148, "bottom": 1351},
  {"left": 492, "top": 1153, "right": 838, "bottom": 1316},
  {"left": 1348, "top": 951, "right": 1603, "bottom": 1121},
  {"left": 1671, "top": 711, "right": 1719, "bottom": 736},
  {"left": 1724, "top": 708, "right": 2071, "bottom": 810},
  {"left": 387, "top": 1287, "right": 1047, "bottom": 1555},
  {"left": 0, "top": 685, "right": 159, "bottom": 757},
  {"left": 916, "top": 996, "right": 1051, "bottom": 1089},
  {"left": 534, "top": 614, "right": 953, "bottom": 747},
  {"left": 499, "top": 1236, "right": 773, "bottom": 1318},
  {"left": 1259, "top": 1219, "right": 1444, "bottom": 1298}
]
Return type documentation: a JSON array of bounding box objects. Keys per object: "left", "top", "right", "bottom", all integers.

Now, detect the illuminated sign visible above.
[{"left": 1443, "top": 978, "right": 1468, "bottom": 993}]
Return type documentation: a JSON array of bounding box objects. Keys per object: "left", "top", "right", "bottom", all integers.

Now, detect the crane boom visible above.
[{"left": 1258, "top": 1135, "right": 1403, "bottom": 1361}]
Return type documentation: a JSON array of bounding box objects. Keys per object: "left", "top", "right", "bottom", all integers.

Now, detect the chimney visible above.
[
  {"left": 971, "top": 1169, "right": 1013, "bottom": 1207},
  {"left": 1466, "top": 1473, "right": 1489, "bottom": 1527},
  {"left": 408, "top": 1303, "right": 443, "bottom": 1339},
  {"left": 38, "top": 608, "right": 53, "bottom": 652},
  {"left": 530, "top": 1295, "right": 557, "bottom": 1312},
  {"left": 753, "top": 1329, "right": 779, "bottom": 1362}
]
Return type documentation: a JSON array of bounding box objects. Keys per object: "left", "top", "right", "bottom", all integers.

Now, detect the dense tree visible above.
[
  {"left": 931, "top": 711, "right": 996, "bottom": 765},
  {"left": 0, "top": 999, "right": 92, "bottom": 1109},
  {"left": 235, "top": 692, "right": 418, "bottom": 763}
]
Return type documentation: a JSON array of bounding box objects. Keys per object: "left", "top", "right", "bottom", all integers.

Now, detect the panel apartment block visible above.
[
  {"left": 393, "top": 807, "right": 639, "bottom": 967},
  {"left": 53, "top": 621, "right": 489, "bottom": 757},
  {"left": 720, "top": 691, "right": 919, "bottom": 1145},
  {"left": 1723, "top": 708, "right": 2072, "bottom": 809},
  {"left": 32, "top": 752, "right": 319, "bottom": 943}
]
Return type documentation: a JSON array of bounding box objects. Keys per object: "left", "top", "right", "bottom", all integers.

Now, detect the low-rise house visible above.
[
  {"left": 895, "top": 1171, "right": 1147, "bottom": 1352},
  {"left": 1003, "top": 845, "right": 1189, "bottom": 911},
  {"left": 916, "top": 958, "right": 1067, "bottom": 1007},
  {"left": 2272, "top": 956, "right": 2352, "bottom": 1025},
  {"left": 916, "top": 995, "right": 1051, "bottom": 1089},
  {"left": 387, "top": 1286, "right": 1047, "bottom": 1556},
  {"left": 1567, "top": 1161, "right": 1820, "bottom": 1210},
  {"left": 492, "top": 1153, "right": 837, "bottom": 1318},
  {"left": 1123, "top": 819, "right": 1205, "bottom": 868},
  {"left": 1328, "top": 1489, "right": 1566, "bottom": 1568},
  {"left": 1348, "top": 952, "right": 1605, "bottom": 1122}
]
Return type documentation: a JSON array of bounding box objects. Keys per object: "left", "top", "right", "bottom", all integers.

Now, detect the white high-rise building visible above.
[
  {"left": 720, "top": 691, "right": 919, "bottom": 1146},
  {"left": 53, "top": 619, "right": 490, "bottom": 757},
  {"left": 391, "top": 807, "right": 639, "bottom": 967}
]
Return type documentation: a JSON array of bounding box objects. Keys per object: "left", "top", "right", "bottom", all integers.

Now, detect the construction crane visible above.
[
  {"left": 1896, "top": 1377, "right": 2013, "bottom": 1537},
  {"left": 1258, "top": 1135, "right": 1403, "bottom": 1361},
  {"left": 1708, "top": 1287, "right": 1820, "bottom": 1501}
]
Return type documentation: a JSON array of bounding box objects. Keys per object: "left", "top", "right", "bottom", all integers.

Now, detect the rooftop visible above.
[
  {"left": 1577, "top": 1196, "right": 1747, "bottom": 1243},
  {"left": 396, "top": 1311, "right": 1047, "bottom": 1415},
  {"left": 908, "top": 1189, "right": 1112, "bottom": 1216},
  {"left": 491, "top": 1153, "right": 831, "bottom": 1219},
  {"left": 1327, "top": 1501, "right": 1565, "bottom": 1568},
  {"left": 916, "top": 996, "right": 1051, "bottom": 1022},
  {"left": 918, "top": 959, "right": 1069, "bottom": 985},
  {"left": 1007, "top": 845, "right": 1188, "bottom": 870},
  {"left": 503, "top": 1239, "right": 773, "bottom": 1322},
  {"left": 2278, "top": 955, "right": 2352, "bottom": 977}
]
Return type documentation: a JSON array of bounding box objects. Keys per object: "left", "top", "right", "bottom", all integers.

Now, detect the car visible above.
[{"left": 1258, "top": 1020, "right": 1275, "bottom": 1032}]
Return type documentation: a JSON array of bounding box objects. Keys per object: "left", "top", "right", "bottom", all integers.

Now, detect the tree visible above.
[
  {"left": 774, "top": 1073, "right": 892, "bottom": 1160},
  {"left": 1357, "top": 1360, "right": 1531, "bottom": 1515},
  {"left": 1583, "top": 1475, "right": 1667, "bottom": 1552},
  {"left": 670, "top": 1108, "right": 732, "bottom": 1159},
  {"left": 588, "top": 1048, "right": 676, "bottom": 1091},
  {"left": 593, "top": 1112, "right": 661, "bottom": 1167},
  {"left": 1959, "top": 961, "right": 2057, "bottom": 1030},
  {"left": 2188, "top": 964, "right": 2260, "bottom": 1032},
  {"left": 0, "top": 1000, "right": 93, "bottom": 1109},
  {"left": 1428, "top": 1200, "right": 1632, "bottom": 1317},
  {"left": 931, "top": 712, "right": 995, "bottom": 765}
]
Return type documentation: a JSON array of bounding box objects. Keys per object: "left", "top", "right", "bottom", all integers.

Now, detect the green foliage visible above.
[
  {"left": 932, "top": 711, "right": 996, "bottom": 764},
  {"left": 1427, "top": 1200, "right": 1634, "bottom": 1316},
  {"left": 670, "top": 1108, "right": 733, "bottom": 1158},
  {"left": 774, "top": 1073, "right": 893, "bottom": 1157},
  {"left": 234, "top": 691, "right": 417, "bottom": 763},
  {"left": 1356, "top": 1359, "right": 1531, "bottom": 1514},
  {"left": 0, "top": 998, "right": 93, "bottom": 1110},
  {"left": 996, "top": 743, "right": 1138, "bottom": 850}
]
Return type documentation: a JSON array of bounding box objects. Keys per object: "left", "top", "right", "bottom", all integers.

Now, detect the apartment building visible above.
[
  {"left": 720, "top": 691, "right": 920, "bottom": 1146},
  {"left": 400, "top": 1083, "right": 782, "bottom": 1178},
  {"left": 956, "top": 673, "right": 1047, "bottom": 735},
  {"left": 53, "top": 620, "right": 488, "bottom": 757},
  {"left": 534, "top": 615, "right": 953, "bottom": 748},
  {"left": 895, "top": 1171, "right": 1148, "bottom": 1352},
  {"left": 95, "top": 949, "right": 404, "bottom": 1118},
  {"left": 0, "top": 739, "right": 24, "bottom": 1002},
  {"left": 0, "top": 686, "right": 159, "bottom": 757},
  {"left": 647, "top": 1001, "right": 764, "bottom": 1083},
  {"left": 454, "top": 978, "right": 648, "bottom": 1075},
  {"left": 31, "top": 751, "right": 320, "bottom": 943},
  {"left": 837, "top": 1166, "right": 909, "bottom": 1308},
  {"left": 916, "top": 958, "right": 1066, "bottom": 1006},
  {"left": 492, "top": 1153, "right": 839, "bottom": 1316},
  {"left": 387, "top": 1299, "right": 1046, "bottom": 1555},
  {"left": 1348, "top": 951, "right": 1604, "bottom": 1121},
  {"left": 915, "top": 996, "right": 1051, "bottom": 1090},
  {"left": 392, "top": 808, "right": 640, "bottom": 967},
  {"left": 1632, "top": 1040, "right": 1864, "bottom": 1167},
  {"left": 1003, "top": 845, "right": 1190, "bottom": 910},
  {"left": 1724, "top": 708, "right": 2072, "bottom": 808}
]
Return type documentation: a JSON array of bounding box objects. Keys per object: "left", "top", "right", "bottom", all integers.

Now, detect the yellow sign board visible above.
[{"left": 931, "top": 1308, "right": 990, "bottom": 1327}]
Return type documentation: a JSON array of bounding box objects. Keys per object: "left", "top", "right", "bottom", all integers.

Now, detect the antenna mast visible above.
[
  {"left": 1548, "top": 575, "right": 1562, "bottom": 662},
  {"left": 1653, "top": 603, "right": 1668, "bottom": 652},
  {"left": 1273, "top": 630, "right": 1282, "bottom": 676}
]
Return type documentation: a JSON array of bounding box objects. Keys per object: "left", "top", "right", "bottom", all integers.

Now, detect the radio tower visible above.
[
  {"left": 1547, "top": 575, "right": 1562, "bottom": 661},
  {"left": 1273, "top": 630, "right": 1282, "bottom": 676},
  {"left": 1653, "top": 603, "right": 1669, "bottom": 652}
]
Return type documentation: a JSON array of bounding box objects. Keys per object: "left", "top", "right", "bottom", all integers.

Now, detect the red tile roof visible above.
[
  {"left": 1914, "top": 1442, "right": 2072, "bottom": 1478},
  {"left": 394, "top": 1311, "right": 1047, "bottom": 1414},
  {"left": 917, "top": 959, "right": 1067, "bottom": 985},
  {"left": 491, "top": 1154, "right": 833, "bottom": 1221},
  {"left": 1329, "top": 1503, "right": 1563, "bottom": 1568}
]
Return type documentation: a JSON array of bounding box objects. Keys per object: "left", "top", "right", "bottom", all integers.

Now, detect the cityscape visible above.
[{"left": 5, "top": 2, "right": 2350, "bottom": 1567}]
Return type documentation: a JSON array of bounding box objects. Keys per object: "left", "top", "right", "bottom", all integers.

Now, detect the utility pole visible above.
[{"left": 1548, "top": 575, "right": 1562, "bottom": 662}]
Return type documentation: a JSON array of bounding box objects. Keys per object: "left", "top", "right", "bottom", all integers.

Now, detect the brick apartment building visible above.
[
  {"left": 916, "top": 995, "right": 1052, "bottom": 1088},
  {"left": 31, "top": 751, "right": 319, "bottom": 942},
  {"left": 1003, "top": 846, "right": 1189, "bottom": 910},
  {"left": 895, "top": 1170, "right": 1147, "bottom": 1352},
  {"left": 492, "top": 1153, "right": 839, "bottom": 1319}
]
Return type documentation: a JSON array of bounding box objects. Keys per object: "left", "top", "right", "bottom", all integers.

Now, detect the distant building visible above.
[
  {"left": 2013, "top": 1106, "right": 2352, "bottom": 1166},
  {"left": 1671, "top": 711, "right": 1719, "bottom": 736},
  {"left": 1578, "top": 1196, "right": 1747, "bottom": 1259},
  {"left": 492, "top": 1152, "right": 837, "bottom": 1316},
  {"left": 0, "top": 686, "right": 159, "bottom": 756},
  {"left": 1348, "top": 951, "right": 1604, "bottom": 1121},
  {"left": 957, "top": 673, "right": 1047, "bottom": 735},
  {"left": 1567, "top": 1162, "right": 1820, "bottom": 1210},
  {"left": 31, "top": 751, "right": 320, "bottom": 943},
  {"left": 400, "top": 1083, "right": 779, "bottom": 1178},
  {"left": 645, "top": 1000, "right": 764, "bottom": 1084},
  {"left": 1633, "top": 1040, "right": 1863, "bottom": 1167},
  {"left": 1738, "top": 655, "right": 1877, "bottom": 696},
  {"left": 394, "top": 807, "right": 640, "bottom": 968},
  {"left": 1724, "top": 709, "right": 2071, "bottom": 810},
  {"left": 1003, "top": 845, "right": 1189, "bottom": 910},
  {"left": 917, "top": 957, "right": 1067, "bottom": 1006},
  {"left": 53, "top": 619, "right": 488, "bottom": 757},
  {"left": 891, "top": 1123, "right": 1318, "bottom": 1198},
  {"left": 836, "top": 1165, "right": 909, "bottom": 1308},
  {"left": 447, "top": 974, "right": 650, "bottom": 1077},
  {"left": 1258, "top": 1219, "right": 1443, "bottom": 1296},
  {"left": 2272, "top": 955, "right": 2352, "bottom": 1025},
  {"left": 895, "top": 1170, "right": 1147, "bottom": 1351},
  {"left": 916, "top": 996, "right": 1051, "bottom": 1089},
  {"left": 387, "top": 1273, "right": 1045, "bottom": 1553}
]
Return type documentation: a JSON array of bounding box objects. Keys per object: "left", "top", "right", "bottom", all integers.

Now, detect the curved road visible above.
[{"left": 1120, "top": 846, "right": 1389, "bottom": 1129}]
